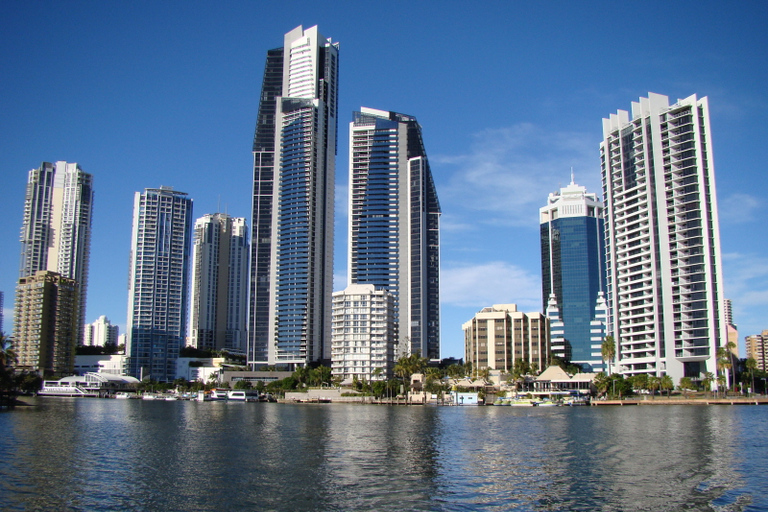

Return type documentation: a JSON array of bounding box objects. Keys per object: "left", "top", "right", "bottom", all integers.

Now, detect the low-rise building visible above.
[
  {"left": 331, "top": 284, "right": 396, "bottom": 383},
  {"left": 746, "top": 331, "right": 767, "bottom": 372},
  {"left": 463, "top": 304, "right": 550, "bottom": 373}
]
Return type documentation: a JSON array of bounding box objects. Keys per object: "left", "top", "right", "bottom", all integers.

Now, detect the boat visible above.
[
  {"left": 210, "top": 389, "right": 229, "bottom": 401},
  {"left": 114, "top": 392, "right": 135, "bottom": 399},
  {"left": 227, "top": 390, "right": 247, "bottom": 401},
  {"left": 536, "top": 399, "right": 562, "bottom": 407},
  {"left": 509, "top": 398, "right": 537, "bottom": 407}
]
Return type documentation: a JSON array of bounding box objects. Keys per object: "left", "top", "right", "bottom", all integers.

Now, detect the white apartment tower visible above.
[
  {"left": 190, "top": 213, "right": 248, "bottom": 353},
  {"left": 83, "top": 315, "right": 119, "bottom": 347},
  {"left": 601, "top": 93, "right": 726, "bottom": 383},
  {"left": 248, "top": 26, "right": 338, "bottom": 368},
  {"left": 126, "top": 187, "right": 193, "bottom": 381},
  {"left": 19, "top": 161, "right": 93, "bottom": 345},
  {"left": 331, "top": 284, "right": 396, "bottom": 382}
]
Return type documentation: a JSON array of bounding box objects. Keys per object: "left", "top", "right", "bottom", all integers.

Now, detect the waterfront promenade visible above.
[{"left": 594, "top": 396, "right": 768, "bottom": 406}]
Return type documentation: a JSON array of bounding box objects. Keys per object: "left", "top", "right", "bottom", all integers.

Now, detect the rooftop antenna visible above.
[{"left": 570, "top": 167, "right": 575, "bottom": 185}]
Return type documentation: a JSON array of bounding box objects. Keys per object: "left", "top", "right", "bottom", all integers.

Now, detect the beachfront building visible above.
[
  {"left": 463, "top": 304, "right": 550, "bottom": 373},
  {"left": 331, "top": 284, "right": 396, "bottom": 383},
  {"left": 540, "top": 177, "right": 607, "bottom": 371},
  {"left": 248, "top": 25, "right": 339, "bottom": 368},
  {"left": 348, "top": 108, "right": 442, "bottom": 361},
  {"left": 601, "top": 93, "right": 727, "bottom": 383}
]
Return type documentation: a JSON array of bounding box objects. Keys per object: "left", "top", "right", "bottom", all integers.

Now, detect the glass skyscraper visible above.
[
  {"left": 248, "top": 26, "right": 338, "bottom": 367},
  {"left": 601, "top": 93, "right": 726, "bottom": 383},
  {"left": 348, "top": 108, "right": 441, "bottom": 361},
  {"left": 540, "top": 178, "right": 607, "bottom": 371},
  {"left": 126, "top": 186, "right": 192, "bottom": 382}
]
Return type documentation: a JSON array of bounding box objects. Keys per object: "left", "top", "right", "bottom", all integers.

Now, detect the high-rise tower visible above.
[
  {"left": 190, "top": 213, "right": 248, "bottom": 353},
  {"left": 126, "top": 187, "right": 192, "bottom": 381},
  {"left": 348, "top": 107, "right": 441, "bottom": 360},
  {"left": 19, "top": 161, "right": 93, "bottom": 345},
  {"left": 248, "top": 26, "right": 338, "bottom": 368},
  {"left": 540, "top": 177, "right": 607, "bottom": 371},
  {"left": 601, "top": 93, "right": 726, "bottom": 383}
]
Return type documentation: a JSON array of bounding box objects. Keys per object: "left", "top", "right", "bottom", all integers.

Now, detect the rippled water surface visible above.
[{"left": 1, "top": 399, "right": 767, "bottom": 511}]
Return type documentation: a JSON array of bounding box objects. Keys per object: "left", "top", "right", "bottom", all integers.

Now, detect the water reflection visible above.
[{"left": 1, "top": 399, "right": 766, "bottom": 511}]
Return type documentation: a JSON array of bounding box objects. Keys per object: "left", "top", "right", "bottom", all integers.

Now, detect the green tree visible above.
[
  {"left": 601, "top": 336, "right": 616, "bottom": 375},
  {"left": 593, "top": 372, "right": 611, "bottom": 397},
  {"left": 660, "top": 374, "right": 674, "bottom": 397},
  {"left": 393, "top": 352, "right": 428, "bottom": 401},
  {"left": 0, "top": 334, "right": 18, "bottom": 394},
  {"left": 648, "top": 375, "right": 661, "bottom": 398},
  {"left": 629, "top": 373, "right": 648, "bottom": 394},
  {"left": 234, "top": 380, "right": 252, "bottom": 390},
  {"left": 679, "top": 377, "right": 694, "bottom": 398},
  {"left": 746, "top": 357, "right": 758, "bottom": 396},
  {"left": 701, "top": 372, "right": 715, "bottom": 397},
  {"left": 716, "top": 373, "right": 727, "bottom": 397},
  {"left": 511, "top": 358, "right": 530, "bottom": 391}
]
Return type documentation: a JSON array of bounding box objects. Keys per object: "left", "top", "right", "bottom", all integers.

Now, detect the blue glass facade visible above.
[
  {"left": 540, "top": 181, "right": 606, "bottom": 371},
  {"left": 541, "top": 216, "right": 605, "bottom": 367},
  {"left": 349, "top": 109, "right": 441, "bottom": 360}
]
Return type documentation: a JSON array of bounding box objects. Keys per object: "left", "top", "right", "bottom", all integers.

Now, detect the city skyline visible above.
[{"left": 1, "top": 3, "right": 767, "bottom": 360}]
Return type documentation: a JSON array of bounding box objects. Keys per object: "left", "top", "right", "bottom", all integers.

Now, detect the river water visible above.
[{"left": 1, "top": 398, "right": 767, "bottom": 511}]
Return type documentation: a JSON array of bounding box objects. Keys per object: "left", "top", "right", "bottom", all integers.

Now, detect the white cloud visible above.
[
  {"left": 435, "top": 123, "right": 601, "bottom": 228},
  {"left": 721, "top": 252, "right": 768, "bottom": 338},
  {"left": 441, "top": 261, "right": 541, "bottom": 310},
  {"left": 718, "top": 193, "right": 761, "bottom": 224}
]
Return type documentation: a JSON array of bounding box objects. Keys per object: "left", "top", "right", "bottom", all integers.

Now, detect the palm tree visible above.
[
  {"left": 648, "top": 375, "right": 661, "bottom": 398},
  {"left": 746, "top": 357, "right": 758, "bottom": 396},
  {"left": 679, "top": 377, "right": 694, "bottom": 398},
  {"left": 702, "top": 372, "right": 715, "bottom": 398},
  {"left": 0, "top": 334, "right": 18, "bottom": 395},
  {"left": 393, "top": 352, "right": 428, "bottom": 401},
  {"left": 660, "top": 375, "right": 674, "bottom": 398},
  {"left": 601, "top": 336, "right": 616, "bottom": 375}
]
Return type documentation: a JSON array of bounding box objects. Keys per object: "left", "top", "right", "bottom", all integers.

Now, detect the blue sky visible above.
[{"left": 2, "top": 1, "right": 766, "bottom": 359}]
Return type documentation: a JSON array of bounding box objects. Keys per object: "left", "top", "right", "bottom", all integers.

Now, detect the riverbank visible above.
[{"left": 593, "top": 397, "right": 768, "bottom": 406}]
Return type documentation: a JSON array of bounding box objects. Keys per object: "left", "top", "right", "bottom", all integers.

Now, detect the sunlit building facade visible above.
[
  {"left": 601, "top": 93, "right": 726, "bottom": 383},
  {"left": 348, "top": 107, "right": 441, "bottom": 360},
  {"left": 463, "top": 304, "right": 550, "bottom": 373},
  {"left": 83, "top": 315, "right": 119, "bottom": 347},
  {"left": 19, "top": 161, "right": 93, "bottom": 345},
  {"left": 126, "top": 187, "right": 193, "bottom": 381},
  {"left": 248, "top": 25, "right": 338, "bottom": 368},
  {"left": 331, "top": 284, "right": 396, "bottom": 382},
  {"left": 14, "top": 271, "right": 78, "bottom": 376},
  {"left": 745, "top": 331, "right": 767, "bottom": 372},
  {"left": 540, "top": 178, "right": 607, "bottom": 371}
]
